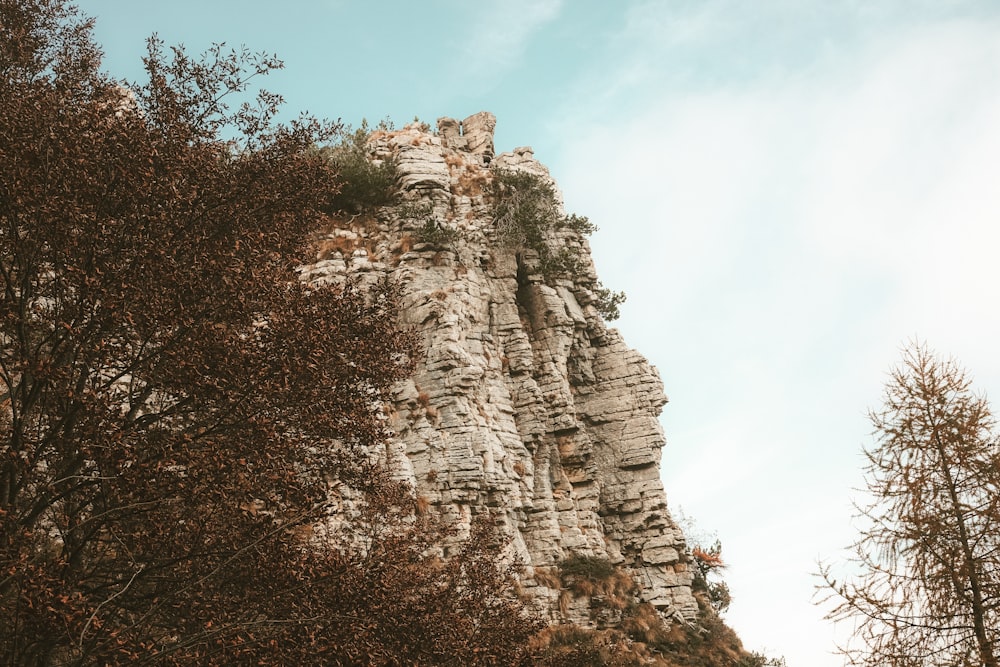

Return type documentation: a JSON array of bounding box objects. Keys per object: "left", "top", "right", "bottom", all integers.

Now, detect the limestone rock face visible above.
[{"left": 300, "top": 113, "right": 698, "bottom": 626}]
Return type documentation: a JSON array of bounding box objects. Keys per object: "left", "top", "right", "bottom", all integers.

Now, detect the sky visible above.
[{"left": 79, "top": 1, "right": 1000, "bottom": 664}]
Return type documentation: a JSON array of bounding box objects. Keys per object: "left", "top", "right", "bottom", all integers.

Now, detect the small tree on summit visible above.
[{"left": 818, "top": 343, "right": 1000, "bottom": 667}]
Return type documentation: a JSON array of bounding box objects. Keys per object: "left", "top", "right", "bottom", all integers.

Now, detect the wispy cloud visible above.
[
  {"left": 451, "top": 0, "right": 563, "bottom": 88},
  {"left": 549, "top": 5, "right": 1000, "bottom": 664}
]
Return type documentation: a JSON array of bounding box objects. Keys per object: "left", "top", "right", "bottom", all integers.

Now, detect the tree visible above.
[
  {"left": 0, "top": 1, "right": 540, "bottom": 664},
  {"left": 676, "top": 510, "right": 731, "bottom": 615},
  {"left": 819, "top": 343, "right": 1000, "bottom": 667},
  {"left": 321, "top": 490, "right": 544, "bottom": 666},
  {"left": 690, "top": 541, "right": 732, "bottom": 615}
]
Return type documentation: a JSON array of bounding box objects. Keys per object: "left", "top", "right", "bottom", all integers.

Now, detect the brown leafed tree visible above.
[
  {"left": 818, "top": 343, "right": 1000, "bottom": 667},
  {"left": 313, "top": 484, "right": 545, "bottom": 666},
  {"left": 0, "top": 1, "right": 541, "bottom": 664}
]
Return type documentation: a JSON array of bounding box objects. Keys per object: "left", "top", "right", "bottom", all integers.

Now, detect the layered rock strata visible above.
[{"left": 299, "top": 112, "right": 698, "bottom": 626}]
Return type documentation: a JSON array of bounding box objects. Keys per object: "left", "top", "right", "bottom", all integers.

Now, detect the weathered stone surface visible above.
[
  {"left": 436, "top": 116, "right": 463, "bottom": 149},
  {"left": 391, "top": 127, "right": 450, "bottom": 191},
  {"left": 461, "top": 111, "right": 496, "bottom": 161},
  {"left": 300, "top": 113, "right": 698, "bottom": 627}
]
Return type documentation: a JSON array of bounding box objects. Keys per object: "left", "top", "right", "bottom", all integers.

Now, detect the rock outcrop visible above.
[{"left": 299, "top": 112, "right": 698, "bottom": 627}]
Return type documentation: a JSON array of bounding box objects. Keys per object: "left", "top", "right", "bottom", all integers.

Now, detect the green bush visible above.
[
  {"left": 414, "top": 220, "right": 461, "bottom": 247},
  {"left": 592, "top": 284, "right": 626, "bottom": 322},
  {"left": 563, "top": 213, "right": 598, "bottom": 236},
  {"left": 559, "top": 554, "right": 616, "bottom": 581},
  {"left": 487, "top": 168, "right": 561, "bottom": 249},
  {"left": 397, "top": 201, "right": 461, "bottom": 248},
  {"left": 321, "top": 120, "right": 398, "bottom": 215},
  {"left": 486, "top": 169, "right": 626, "bottom": 320}
]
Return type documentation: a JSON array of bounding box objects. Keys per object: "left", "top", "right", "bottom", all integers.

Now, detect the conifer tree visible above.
[{"left": 819, "top": 343, "right": 1000, "bottom": 666}]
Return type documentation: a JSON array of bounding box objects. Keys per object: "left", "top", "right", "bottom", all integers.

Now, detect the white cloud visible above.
[
  {"left": 799, "top": 18, "right": 1000, "bottom": 369},
  {"left": 551, "top": 9, "right": 1000, "bottom": 665},
  {"left": 451, "top": 0, "right": 563, "bottom": 86}
]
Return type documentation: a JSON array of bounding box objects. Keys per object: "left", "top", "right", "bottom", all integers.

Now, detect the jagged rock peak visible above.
[
  {"left": 460, "top": 111, "right": 497, "bottom": 160},
  {"left": 436, "top": 111, "right": 496, "bottom": 162},
  {"left": 301, "top": 112, "right": 698, "bottom": 627}
]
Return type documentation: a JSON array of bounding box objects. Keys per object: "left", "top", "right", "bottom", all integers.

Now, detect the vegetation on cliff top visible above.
[
  {"left": 314, "top": 127, "right": 629, "bottom": 322},
  {"left": 486, "top": 168, "right": 627, "bottom": 320},
  {"left": 317, "top": 119, "right": 399, "bottom": 216}
]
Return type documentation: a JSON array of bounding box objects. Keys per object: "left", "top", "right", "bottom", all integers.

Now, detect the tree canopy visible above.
[{"left": 0, "top": 1, "right": 540, "bottom": 663}]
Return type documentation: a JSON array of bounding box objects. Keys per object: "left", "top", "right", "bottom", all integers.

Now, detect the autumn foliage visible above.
[
  {"left": 819, "top": 343, "right": 1000, "bottom": 666},
  {"left": 690, "top": 546, "right": 724, "bottom": 571},
  {"left": 0, "top": 1, "right": 540, "bottom": 664}
]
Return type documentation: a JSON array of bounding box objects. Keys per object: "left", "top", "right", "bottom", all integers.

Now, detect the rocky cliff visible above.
[{"left": 299, "top": 112, "right": 698, "bottom": 627}]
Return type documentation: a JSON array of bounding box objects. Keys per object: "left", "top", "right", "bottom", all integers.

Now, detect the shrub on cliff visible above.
[
  {"left": 0, "top": 2, "right": 538, "bottom": 664},
  {"left": 528, "top": 603, "right": 766, "bottom": 667},
  {"left": 690, "top": 540, "right": 732, "bottom": 614},
  {"left": 320, "top": 120, "right": 399, "bottom": 215},
  {"left": 486, "top": 169, "right": 626, "bottom": 321}
]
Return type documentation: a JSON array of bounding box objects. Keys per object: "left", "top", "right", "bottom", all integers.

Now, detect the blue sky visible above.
[{"left": 81, "top": 1, "right": 1000, "bottom": 664}]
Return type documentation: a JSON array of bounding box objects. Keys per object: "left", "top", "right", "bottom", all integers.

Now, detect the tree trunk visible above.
[{"left": 932, "top": 427, "right": 997, "bottom": 667}]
